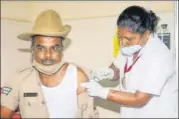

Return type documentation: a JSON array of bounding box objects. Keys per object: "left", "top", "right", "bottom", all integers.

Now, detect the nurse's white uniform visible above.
[{"left": 113, "top": 35, "right": 178, "bottom": 118}]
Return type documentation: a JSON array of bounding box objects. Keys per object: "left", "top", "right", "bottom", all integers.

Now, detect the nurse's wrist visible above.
[{"left": 99, "top": 88, "right": 110, "bottom": 99}]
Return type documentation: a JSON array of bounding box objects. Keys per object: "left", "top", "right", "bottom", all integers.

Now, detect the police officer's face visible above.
[
  {"left": 32, "top": 36, "right": 63, "bottom": 65},
  {"left": 118, "top": 27, "right": 149, "bottom": 47}
]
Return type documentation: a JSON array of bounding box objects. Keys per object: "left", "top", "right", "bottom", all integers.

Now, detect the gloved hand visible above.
[
  {"left": 89, "top": 68, "right": 114, "bottom": 81},
  {"left": 81, "top": 80, "right": 110, "bottom": 99}
]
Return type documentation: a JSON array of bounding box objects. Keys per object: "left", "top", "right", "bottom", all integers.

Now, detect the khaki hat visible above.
[{"left": 17, "top": 9, "right": 71, "bottom": 41}]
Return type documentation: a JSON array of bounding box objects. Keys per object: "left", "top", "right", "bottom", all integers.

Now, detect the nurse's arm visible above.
[
  {"left": 107, "top": 90, "right": 152, "bottom": 107},
  {"left": 109, "top": 63, "right": 120, "bottom": 81}
]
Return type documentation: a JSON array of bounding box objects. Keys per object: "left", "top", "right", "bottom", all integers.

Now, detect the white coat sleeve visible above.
[
  {"left": 113, "top": 52, "right": 125, "bottom": 69},
  {"left": 137, "top": 56, "right": 175, "bottom": 96}
]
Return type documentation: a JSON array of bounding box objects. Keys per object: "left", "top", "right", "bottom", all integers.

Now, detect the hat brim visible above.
[{"left": 17, "top": 25, "right": 71, "bottom": 41}]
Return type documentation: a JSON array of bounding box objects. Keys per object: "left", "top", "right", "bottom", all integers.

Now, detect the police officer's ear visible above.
[
  {"left": 61, "top": 52, "right": 64, "bottom": 57},
  {"left": 62, "top": 37, "right": 71, "bottom": 51}
]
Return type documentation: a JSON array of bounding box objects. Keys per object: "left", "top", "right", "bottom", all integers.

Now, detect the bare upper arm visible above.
[
  {"left": 0, "top": 105, "right": 13, "bottom": 118},
  {"left": 76, "top": 67, "right": 89, "bottom": 95}
]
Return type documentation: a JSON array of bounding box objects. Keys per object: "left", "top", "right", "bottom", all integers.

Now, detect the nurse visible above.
[{"left": 82, "top": 5, "right": 178, "bottom": 118}]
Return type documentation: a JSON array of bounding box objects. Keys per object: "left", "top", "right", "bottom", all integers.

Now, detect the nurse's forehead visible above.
[
  {"left": 118, "top": 27, "right": 136, "bottom": 36},
  {"left": 118, "top": 27, "right": 141, "bottom": 38},
  {"left": 118, "top": 27, "right": 136, "bottom": 34}
]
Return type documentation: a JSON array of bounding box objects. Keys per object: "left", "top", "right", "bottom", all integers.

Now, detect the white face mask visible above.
[
  {"left": 121, "top": 45, "right": 142, "bottom": 56},
  {"left": 32, "top": 59, "right": 64, "bottom": 75}
]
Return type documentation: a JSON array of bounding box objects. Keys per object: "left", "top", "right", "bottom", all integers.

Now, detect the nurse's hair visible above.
[{"left": 117, "top": 5, "right": 160, "bottom": 35}]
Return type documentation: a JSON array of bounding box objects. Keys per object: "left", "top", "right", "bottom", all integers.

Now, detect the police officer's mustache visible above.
[
  {"left": 41, "top": 59, "right": 56, "bottom": 66},
  {"left": 32, "top": 59, "right": 64, "bottom": 75}
]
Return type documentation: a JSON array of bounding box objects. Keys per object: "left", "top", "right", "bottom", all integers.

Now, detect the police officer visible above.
[{"left": 1, "top": 9, "right": 98, "bottom": 118}]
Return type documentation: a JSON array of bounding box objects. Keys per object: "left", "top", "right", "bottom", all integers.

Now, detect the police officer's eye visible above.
[
  {"left": 52, "top": 45, "right": 63, "bottom": 51},
  {"left": 35, "top": 45, "right": 44, "bottom": 51}
]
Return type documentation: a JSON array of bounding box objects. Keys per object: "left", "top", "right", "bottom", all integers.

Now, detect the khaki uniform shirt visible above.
[{"left": 1, "top": 66, "right": 99, "bottom": 118}]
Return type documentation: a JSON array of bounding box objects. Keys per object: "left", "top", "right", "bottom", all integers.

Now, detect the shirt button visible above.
[
  {"left": 28, "top": 102, "right": 31, "bottom": 107},
  {"left": 41, "top": 100, "right": 46, "bottom": 105}
]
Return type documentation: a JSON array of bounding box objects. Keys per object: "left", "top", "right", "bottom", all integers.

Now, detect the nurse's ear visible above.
[{"left": 143, "top": 30, "right": 150, "bottom": 42}]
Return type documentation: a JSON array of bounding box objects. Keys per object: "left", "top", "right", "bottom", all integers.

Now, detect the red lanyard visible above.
[{"left": 124, "top": 56, "right": 140, "bottom": 73}]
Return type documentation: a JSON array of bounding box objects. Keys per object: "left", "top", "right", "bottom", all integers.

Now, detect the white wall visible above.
[
  {"left": 1, "top": 20, "right": 32, "bottom": 85},
  {"left": 1, "top": 1, "right": 174, "bottom": 22},
  {"left": 63, "top": 17, "right": 116, "bottom": 69},
  {"left": 1, "top": 1, "right": 32, "bottom": 22},
  {"left": 30, "top": 1, "right": 174, "bottom": 21}
]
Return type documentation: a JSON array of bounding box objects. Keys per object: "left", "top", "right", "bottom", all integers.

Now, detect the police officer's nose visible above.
[{"left": 45, "top": 49, "right": 52, "bottom": 59}]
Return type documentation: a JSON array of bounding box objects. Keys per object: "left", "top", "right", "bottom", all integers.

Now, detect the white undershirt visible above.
[{"left": 41, "top": 64, "right": 78, "bottom": 118}]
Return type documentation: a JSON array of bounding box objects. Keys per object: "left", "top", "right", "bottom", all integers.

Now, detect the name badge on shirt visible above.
[{"left": 24, "top": 92, "right": 38, "bottom": 97}]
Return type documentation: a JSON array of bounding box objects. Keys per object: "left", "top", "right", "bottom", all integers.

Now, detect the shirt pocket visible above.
[{"left": 19, "top": 96, "right": 46, "bottom": 118}]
